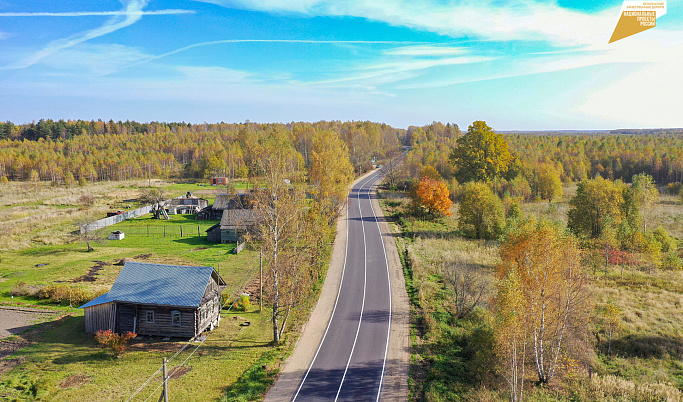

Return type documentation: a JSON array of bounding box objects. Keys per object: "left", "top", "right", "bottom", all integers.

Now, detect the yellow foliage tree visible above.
[
  {"left": 414, "top": 176, "right": 452, "bottom": 216},
  {"left": 496, "top": 218, "right": 589, "bottom": 385}
]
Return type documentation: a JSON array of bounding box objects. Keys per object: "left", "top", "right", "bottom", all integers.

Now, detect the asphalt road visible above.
[{"left": 292, "top": 170, "right": 392, "bottom": 401}]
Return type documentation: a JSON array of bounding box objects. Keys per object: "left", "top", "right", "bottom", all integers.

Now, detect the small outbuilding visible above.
[
  {"left": 206, "top": 209, "right": 260, "bottom": 243},
  {"left": 80, "top": 261, "right": 226, "bottom": 338},
  {"left": 108, "top": 230, "right": 125, "bottom": 240}
]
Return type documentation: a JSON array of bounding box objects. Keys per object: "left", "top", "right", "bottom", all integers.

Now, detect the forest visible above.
[{"left": 1, "top": 119, "right": 683, "bottom": 187}]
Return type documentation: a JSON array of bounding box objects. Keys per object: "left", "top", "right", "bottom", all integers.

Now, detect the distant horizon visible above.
[
  {"left": 1, "top": 1, "right": 681, "bottom": 130},
  {"left": 3, "top": 117, "right": 682, "bottom": 134}
]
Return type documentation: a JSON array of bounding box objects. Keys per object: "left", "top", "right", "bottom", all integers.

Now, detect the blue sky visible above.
[{"left": 0, "top": 0, "right": 681, "bottom": 130}]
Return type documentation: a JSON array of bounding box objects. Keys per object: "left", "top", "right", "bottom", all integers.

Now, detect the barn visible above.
[
  {"left": 206, "top": 208, "right": 260, "bottom": 243},
  {"left": 80, "top": 261, "right": 226, "bottom": 338}
]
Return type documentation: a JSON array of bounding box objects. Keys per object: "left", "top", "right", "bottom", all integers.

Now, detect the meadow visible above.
[
  {"left": 380, "top": 185, "right": 683, "bottom": 401},
  {"left": 0, "top": 178, "right": 290, "bottom": 401}
]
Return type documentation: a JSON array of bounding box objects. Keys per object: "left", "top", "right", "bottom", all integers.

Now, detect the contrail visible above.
[
  {"left": 128, "top": 39, "right": 429, "bottom": 67},
  {"left": 0, "top": 10, "right": 194, "bottom": 17}
]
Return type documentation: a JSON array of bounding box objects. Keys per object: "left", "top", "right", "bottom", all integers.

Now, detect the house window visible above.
[
  {"left": 172, "top": 311, "right": 181, "bottom": 326},
  {"left": 145, "top": 311, "right": 154, "bottom": 323}
]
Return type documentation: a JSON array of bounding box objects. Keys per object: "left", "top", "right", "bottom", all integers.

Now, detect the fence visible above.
[
  {"left": 105, "top": 225, "right": 206, "bottom": 239},
  {"left": 80, "top": 205, "right": 153, "bottom": 234}
]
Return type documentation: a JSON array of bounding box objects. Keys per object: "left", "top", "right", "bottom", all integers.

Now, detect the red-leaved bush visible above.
[{"left": 94, "top": 329, "right": 137, "bottom": 356}]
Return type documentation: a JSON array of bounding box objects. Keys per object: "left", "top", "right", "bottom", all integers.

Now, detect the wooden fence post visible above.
[
  {"left": 158, "top": 357, "right": 169, "bottom": 402},
  {"left": 259, "top": 251, "right": 263, "bottom": 313}
]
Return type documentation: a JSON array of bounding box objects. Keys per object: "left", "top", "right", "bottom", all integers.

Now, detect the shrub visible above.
[
  {"left": 661, "top": 253, "right": 683, "bottom": 271},
  {"left": 665, "top": 182, "right": 681, "bottom": 196},
  {"left": 78, "top": 177, "right": 87, "bottom": 187},
  {"left": 9, "top": 282, "right": 42, "bottom": 298},
  {"left": 37, "top": 284, "right": 93, "bottom": 305},
  {"left": 233, "top": 293, "right": 251, "bottom": 311},
  {"left": 94, "top": 330, "right": 137, "bottom": 356},
  {"left": 651, "top": 226, "right": 676, "bottom": 253}
]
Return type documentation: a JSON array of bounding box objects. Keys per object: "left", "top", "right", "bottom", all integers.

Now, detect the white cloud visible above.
[
  {"left": 194, "top": 0, "right": 618, "bottom": 47},
  {"left": 576, "top": 62, "right": 683, "bottom": 127},
  {"left": 0, "top": 31, "right": 9, "bottom": 40}
]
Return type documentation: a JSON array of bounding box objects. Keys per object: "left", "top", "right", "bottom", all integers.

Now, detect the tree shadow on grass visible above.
[{"left": 607, "top": 334, "right": 683, "bottom": 359}]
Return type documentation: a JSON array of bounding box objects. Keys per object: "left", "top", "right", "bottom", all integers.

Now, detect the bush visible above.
[
  {"left": 661, "top": 253, "right": 683, "bottom": 271},
  {"left": 233, "top": 293, "right": 251, "bottom": 311},
  {"left": 665, "top": 182, "right": 681, "bottom": 196},
  {"left": 9, "top": 282, "right": 42, "bottom": 298},
  {"left": 94, "top": 330, "right": 137, "bottom": 356},
  {"left": 37, "top": 284, "right": 93, "bottom": 305},
  {"left": 651, "top": 226, "right": 676, "bottom": 253}
]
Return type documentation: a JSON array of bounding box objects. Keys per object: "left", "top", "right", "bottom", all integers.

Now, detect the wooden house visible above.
[
  {"left": 197, "top": 193, "right": 253, "bottom": 220},
  {"left": 206, "top": 209, "right": 260, "bottom": 243},
  {"left": 80, "top": 261, "right": 225, "bottom": 338}
]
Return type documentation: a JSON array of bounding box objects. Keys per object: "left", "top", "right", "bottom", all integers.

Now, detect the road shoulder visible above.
[{"left": 372, "top": 181, "right": 410, "bottom": 401}]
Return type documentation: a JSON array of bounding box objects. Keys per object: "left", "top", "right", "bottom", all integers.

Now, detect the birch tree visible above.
[
  {"left": 251, "top": 134, "right": 315, "bottom": 343},
  {"left": 497, "top": 218, "right": 589, "bottom": 385}
]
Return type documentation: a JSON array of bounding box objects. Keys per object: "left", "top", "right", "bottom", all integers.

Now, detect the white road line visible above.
[
  {"left": 334, "top": 173, "right": 375, "bottom": 400},
  {"left": 367, "top": 175, "right": 392, "bottom": 402},
  {"left": 292, "top": 173, "right": 377, "bottom": 401}
]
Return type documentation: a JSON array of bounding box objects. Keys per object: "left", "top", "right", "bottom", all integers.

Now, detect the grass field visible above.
[
  {"left": 380, "top": 185, "right": 683, "bottom": 401},
  {"left": 0, "top": 178, "right": 294, "bottom": 401}
]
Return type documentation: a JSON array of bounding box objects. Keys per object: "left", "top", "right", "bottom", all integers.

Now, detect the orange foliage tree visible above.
[{"left": 413, "top": 176, "right": 453, "bottom": 216}]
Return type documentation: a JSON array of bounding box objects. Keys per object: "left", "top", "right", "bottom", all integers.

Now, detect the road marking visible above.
[
  {"left": 334, "top": 172, "right": 375, "bottom": 399},
  {"left": 292, "top": 172, "right": 377, "bottom": 401},
  {"left": 367, "top": 175, "right": 392, "bottom": 402}
]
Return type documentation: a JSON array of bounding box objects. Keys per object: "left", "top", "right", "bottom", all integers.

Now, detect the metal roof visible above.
[
  {"left": 220, "top": 208, "right": 260, "bottom": 230},
  {"left": 79, "top": 261, "right": 223, "bottom": 309}
]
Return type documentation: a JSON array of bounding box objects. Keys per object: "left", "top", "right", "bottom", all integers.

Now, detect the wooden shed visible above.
[
  {"left": 206, "top": 209, "right": 260, "bottom": 243},
  {"left": 80, "top": 261, "right": 226, "bottom": 338}
]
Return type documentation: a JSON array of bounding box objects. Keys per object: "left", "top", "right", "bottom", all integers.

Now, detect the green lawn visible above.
[{"left": 0, "top": 309, "right": 275, "bottom": 401}]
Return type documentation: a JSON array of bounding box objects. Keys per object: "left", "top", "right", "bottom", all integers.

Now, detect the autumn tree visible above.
[
  {"left": 458, "top": 182, "right": 504, "bottom": 239},
  {"left": 626, "top": 173, "right": 658, "bottom": 231},
  {"left": 496, "top": 218, "right": 589, "bottom": 385},
  {"left": 536, "top": 163, "right": 563, "bottom": 201},
  {"left": 567, "top": 177, "right": 625, "bottom": 238},
  {"left": 450, "top": 121, "right": 512, "bottom": 183},
  {"left": 495, "top": 268, "right": 526, "bottom": 402},
  {"left": 308, "top": 130, "right": 354, "bottom": 224},
  {"left": 413, "top": 176, "right": 452, "bottom": 217},
  {"left": 251, "top": 134, "right": 317, "bottom": 343},
  {"left": 380, "top": 149, "right": 405, "bottom": 189},
  {"left": 598, "top": 301, "right": 621, "bottom": 356}
]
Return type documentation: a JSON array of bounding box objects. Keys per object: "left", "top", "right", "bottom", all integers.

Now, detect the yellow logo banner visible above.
[{"left": 609, "top": 1, "right": 667, "bottom": 43}]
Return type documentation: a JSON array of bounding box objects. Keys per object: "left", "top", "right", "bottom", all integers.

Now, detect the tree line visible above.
[{"left": 0, "top": 120, "right": 403, "bottom": 184}]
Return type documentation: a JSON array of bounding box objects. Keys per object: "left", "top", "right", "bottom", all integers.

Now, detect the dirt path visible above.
[
  {"left": 0, "top": 307, "right": 58, "bottom": 340},
  {"left": 265, "top": 170, "right": 409, "bottom": 401}
]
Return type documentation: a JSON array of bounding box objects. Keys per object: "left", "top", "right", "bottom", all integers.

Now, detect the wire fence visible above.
[{"left": 108, "top": 225, "right": 209, "bottom": 239}]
